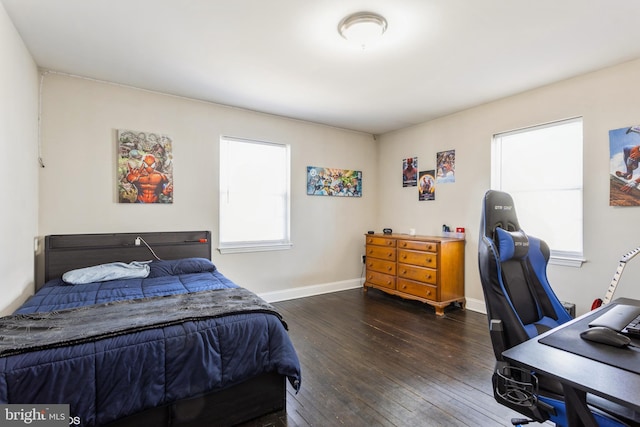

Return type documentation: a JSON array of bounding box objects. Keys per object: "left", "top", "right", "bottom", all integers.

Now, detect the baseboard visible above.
[
  {"left": 465, "top": 297, "right": 486, "bottom": 314},
  {"left": 258, "top": 278, "right": 363, "bottom": 303},
  {"left": 260, "top": 279, "right": 488, "bottom": 316}
]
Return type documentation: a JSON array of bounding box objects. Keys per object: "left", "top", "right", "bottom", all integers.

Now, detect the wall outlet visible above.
[{"left": 361, "top": 255, "right": 366, "bottom": 264}]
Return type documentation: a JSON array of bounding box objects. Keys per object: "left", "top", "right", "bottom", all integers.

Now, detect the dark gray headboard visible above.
[{"left": 44, "top": 231, "right": 212, "bottom": 284}]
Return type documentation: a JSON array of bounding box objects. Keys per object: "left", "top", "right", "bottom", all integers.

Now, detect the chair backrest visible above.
[{"left": 478, "top": 190, "right": 572, "bottom": 359}]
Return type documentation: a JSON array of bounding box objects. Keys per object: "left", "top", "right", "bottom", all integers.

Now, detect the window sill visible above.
[
  {"left": 549, "top": 256, "right": 585, "bottom": 268},
  {"left": 218, "top": 242, "right": 293, "bottom": 254}
]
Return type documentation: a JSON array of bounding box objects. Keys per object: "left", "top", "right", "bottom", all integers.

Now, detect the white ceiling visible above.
[{"left": 4, "top": 0, "right": 640, "bottom": 135}]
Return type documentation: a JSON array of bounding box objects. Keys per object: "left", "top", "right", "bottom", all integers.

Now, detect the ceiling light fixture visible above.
[{"left": 338, "top": 11, "right": 388, "bottom": 50}]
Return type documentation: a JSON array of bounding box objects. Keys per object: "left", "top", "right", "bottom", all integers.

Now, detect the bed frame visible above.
[{"left": 40, "top": 231, "right": 287, "bottom": 427}]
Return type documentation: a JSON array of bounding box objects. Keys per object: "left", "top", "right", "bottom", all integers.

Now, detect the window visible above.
[
  {"left": 219, "top": 136, "right": 291, "bottom": 253},
  {"left": 492, "top": 117, "right": 584, "bottom": 266}
]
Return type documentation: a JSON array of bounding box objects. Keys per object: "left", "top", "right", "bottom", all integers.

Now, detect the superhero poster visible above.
[
  {"left": 402, "top": 157, "right": 418, "bottom": 187},
  {"left": 418, "top": 170, "right": 436, "bottom": 201},
  {"left": 436, "top": 149, "right": 455, "bottom": 183},
  {"left": 306, "top": 166, "right": 362, "bottom": 197},
  {"left": 117, "top": 129, "right": 174, "bottom": 203},
  {"left": 609, "top": 125, "right": 640, "bottom": 206}
]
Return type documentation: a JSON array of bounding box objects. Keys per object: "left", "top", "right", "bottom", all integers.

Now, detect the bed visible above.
[{"left": 0, "top": 231, "right": 301, "bottom": 427}]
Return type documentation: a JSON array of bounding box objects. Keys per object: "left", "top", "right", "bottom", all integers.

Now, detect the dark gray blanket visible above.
[{"left": 0, "top": 288, "right": 284, "bottom": 357}]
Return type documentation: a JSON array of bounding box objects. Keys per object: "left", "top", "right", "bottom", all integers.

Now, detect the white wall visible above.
[
  {"left": 0, "top": 3, "right": 39, "bottom": 315},
  {"left": 378, "top": 58, "right": 640, "bottom": 316},
  {"left": 37, "top": 73, "right": 378, "bottom": 297},
  {"left": 5, "top": 3, "right": 640, "bottom": 317}
]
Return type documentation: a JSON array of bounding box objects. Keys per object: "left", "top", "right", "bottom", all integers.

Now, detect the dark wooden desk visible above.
[{"left": 502, "top": 298, "right": 640, "bottom": 427}]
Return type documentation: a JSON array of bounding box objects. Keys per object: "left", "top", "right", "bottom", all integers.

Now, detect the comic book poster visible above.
[
  {"left": 306, "top": 166, "right": 362, "bottom": 197},
  {"left": 402, "top": 157, "right": 418, "bottom": 187},
  {"left": 418, "top": 170, "right": 436, "bottom": 201},
  {"left": 609, "top": 125, "right": 640, "bottom": 206},
  {"left": 436, "top": 149, "right": 456, "bottom": 183},
  {"left": 117, "top": 129, "right": 173, "bottom": 203}
]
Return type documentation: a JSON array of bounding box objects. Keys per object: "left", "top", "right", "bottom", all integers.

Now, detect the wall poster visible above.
[
  {"left": 609, "top": 125, "right": 640, "bottom": 206},
  {"left": 117, "top": 129, "right": 174, "bottom": 203},
  {"left": 306, "top": 166, "right": 362, "bottom": 197},
  {"left": 403, "top": 157, "right": 418, "bottom": 187},
  {"left": 436, "top": 149, "right": 456, "bottom": 183},
  {"left": 419, "top": 170, "right": 436, "bottom": 201}
]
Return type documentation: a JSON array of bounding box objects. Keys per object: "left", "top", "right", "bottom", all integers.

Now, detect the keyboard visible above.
[
  {"left": 588, "top": 304, "right": 640, "bottom": 336},
  {"left": 624, "top": 314, "right": 640, "bottom": 336}
]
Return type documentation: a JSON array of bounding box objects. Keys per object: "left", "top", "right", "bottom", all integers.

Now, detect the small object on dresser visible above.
[
  {"left": 367, "top": 230, "right": 375, "bottom": 234},
  {"left": 383, "top": 228, "right": 392, "bottom": 235}
]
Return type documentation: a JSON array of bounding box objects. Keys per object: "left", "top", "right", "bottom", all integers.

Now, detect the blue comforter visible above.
[
  {"left": 1, "top": 259, "right": 301, "bottom": 426},
  {"left": 15, "top": 270, "right": 239, "bottom": 314}
]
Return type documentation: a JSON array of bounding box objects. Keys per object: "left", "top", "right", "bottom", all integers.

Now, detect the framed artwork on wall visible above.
[
  {"left": 436, "top": 149, "right": 455, "bottom": 183},
  {"left": 609, "top": 125, "right": 640, "bottom": 206},
  {"left": 403, "top": 157, "right": 418, "bottom": 187},
  {"left": 117, "top": 129, "right": 173, "bottom": 203},
  {"left": 306, "top": 166, "right": 362, "bottom": 197},
  {"left": 418, "top": 170, "right": 436, "bottom": 201}
]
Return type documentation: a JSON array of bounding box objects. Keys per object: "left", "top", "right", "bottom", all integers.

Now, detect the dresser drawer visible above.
[
  {"left": 397, "top": 278, "right": 437, "bottom": 300},
  {"left": 365, "top": 236, "right": 396, "bottom": 247},
  {"left": 398, "top": 249, "right": 437, "bottom": 268},
  {"left": 366, "top": 271, "right": 396, "bottom": 290},
  {"left": 397, "top": 264, "right": 437, "bottom": 285},
  {"left": 366, "top": 245, "right": 397, "bottom": 261},
  {"left": 366, "top": 258, "right": 396, "bottom": 275},
  {"left": 397, "top": 240, "right": 438, "bottom": 252}
]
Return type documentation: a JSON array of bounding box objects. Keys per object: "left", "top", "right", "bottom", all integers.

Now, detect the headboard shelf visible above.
[
  {"left": 46, "top": 231, "right": 210, "bottom": 249},
  {"left": 43, "top": 231, "right": 212, "bottom": 284}
]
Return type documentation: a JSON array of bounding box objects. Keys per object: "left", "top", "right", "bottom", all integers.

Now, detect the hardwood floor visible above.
[{"left": 239, "top": 288, "right": 524, "bottom": 427}]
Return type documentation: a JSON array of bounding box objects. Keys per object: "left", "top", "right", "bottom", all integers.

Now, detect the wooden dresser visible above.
[{"left": 363, "top": 233, "right": 465, "bottom": 316}]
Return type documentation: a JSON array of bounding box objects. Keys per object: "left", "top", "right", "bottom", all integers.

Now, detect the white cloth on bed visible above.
[{"left": 62, "top": 261, "right": 150, "bottom": 284}]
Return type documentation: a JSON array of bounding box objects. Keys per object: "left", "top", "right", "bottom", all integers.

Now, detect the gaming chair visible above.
[{"left": 478, "top": 190, "right": 637, "bottom": 426}]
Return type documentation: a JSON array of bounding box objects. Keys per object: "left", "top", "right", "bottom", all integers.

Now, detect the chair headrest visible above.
[
  {"left": 496, "top": 228, "right": 529, "bottom": 262},
  {"left": 482, "top": 190, "right": 521, "bottom": 238}
]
